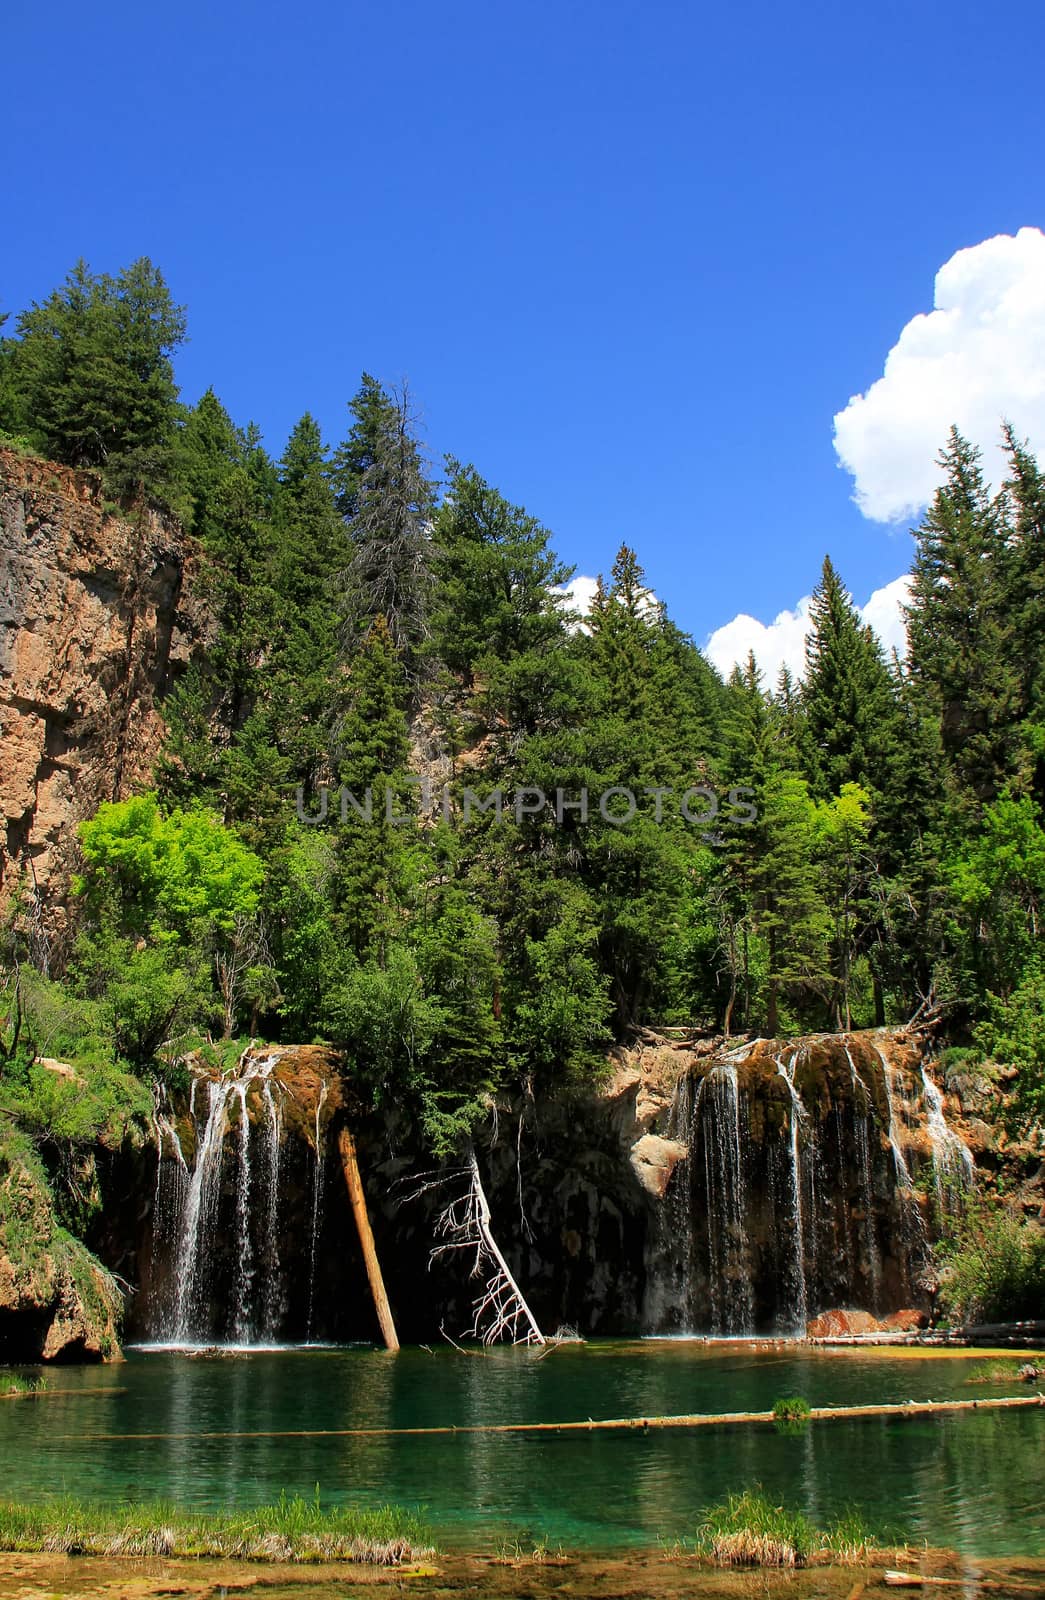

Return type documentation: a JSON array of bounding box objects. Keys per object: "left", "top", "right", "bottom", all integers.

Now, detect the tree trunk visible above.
[{"left": 337, "top": 1126, "right": 400, "bottom": 1352}]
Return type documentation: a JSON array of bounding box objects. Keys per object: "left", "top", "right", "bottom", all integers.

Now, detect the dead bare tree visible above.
[
  {"left": 410, "top": 1147, "right": 545, "bottom": 1347},
  {"left": 214, "top": 914, "right": 279, "bottom": 1038}
]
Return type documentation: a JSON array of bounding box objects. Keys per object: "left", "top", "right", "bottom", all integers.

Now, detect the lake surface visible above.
[{"left": 2, "top": 1342, "right": 1042, "bottom": 1555}]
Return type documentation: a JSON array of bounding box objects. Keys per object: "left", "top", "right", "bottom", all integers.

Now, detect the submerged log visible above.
[{"left": 337, "top": 1126, "right": 399, "bottom": 1353}]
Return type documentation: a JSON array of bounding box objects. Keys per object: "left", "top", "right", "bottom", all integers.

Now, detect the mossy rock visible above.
[{"left": 0, "top": 1131, "right": 122, "bottom": 1363}]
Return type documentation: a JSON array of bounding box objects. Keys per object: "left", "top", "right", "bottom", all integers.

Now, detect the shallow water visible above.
[{"left": 2, "top": 1342, "right": 1042, "bottom": 1555}]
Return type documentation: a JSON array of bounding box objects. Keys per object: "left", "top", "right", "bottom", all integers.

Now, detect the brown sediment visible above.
[{"left": 0, "top": 1549, "right": 1042, "bottom": 1600}]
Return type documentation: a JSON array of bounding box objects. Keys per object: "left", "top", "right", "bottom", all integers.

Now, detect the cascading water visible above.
[
  {"left": 920, "top": 1065, "right": 975, "bottom": 1213},
  {"left": 648, "top": 1032, "right": 954, "bottom": 1336},
  {"left": 305, "top": 1079, "right": 329, "bottom": 1343},
  {"left": 844, "top": 1044, "right": 881, "bottom": 1311},
  {"left": 698, "top": 1064, "right": 754, "bottom": 1334},
  {"left": 774, "top": 1050, "right": 809, "bottom": 1333},
  {"left": 875, "top": 1043, "right": 915, "bottom": 1189},
  {"left": 260, "top": 1078, "right": 284, "bottom": 1339},
  {"left": 149, "top": 1051, "right": 288, "bottom": 1346}
]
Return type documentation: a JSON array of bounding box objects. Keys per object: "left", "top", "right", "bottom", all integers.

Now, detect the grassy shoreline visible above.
[{"left": 0, "top": 1494, "right": 432, "bottom": 1566}]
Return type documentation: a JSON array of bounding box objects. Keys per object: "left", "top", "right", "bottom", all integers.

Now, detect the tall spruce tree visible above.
[
  {"left": 906, "top": 429, "right": 1017, "bottom": 808},
  {"left": 801, "top": 555, "right": 904, "bottom": 802},
  {"left": 339, "top": 383, "right": 435, "bottom": 667}
]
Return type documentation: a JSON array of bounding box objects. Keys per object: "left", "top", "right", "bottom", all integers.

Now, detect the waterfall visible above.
[
  {"left": 149, "top": 1084, "right": 188, "bottom": 1312},
  {"left": 230, "top": 1082, "right": 254, "bottom": 1343},
  {"left": 844, "top": 1045, "right": 881, "bottom": 1311},
  {"left": 921, "top": 1065, "right": 975, "bottom": 1212},
  {"left": 170, "top": 1075, "right": 234, "bottom": 1341},
  {"left": 260, "top": 1079, "right": 284, "bottom": 1340},
  {"left": 874, "top": 1043, "right": 914, "bottom": 1189},
  {"left": 774, "top": 1051, "right": 809, "bottom": 1333},
  {"left": 698, "top": 1064, "right": 754, "bottom": 1334},
  {"left": 151, "top": 1051, "right": 288, "bottom": 1346},
  {"left": 305, "top": 1079, "right": 329, "bottom": 1343}
]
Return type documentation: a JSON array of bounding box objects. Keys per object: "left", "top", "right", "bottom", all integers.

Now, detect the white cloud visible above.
[
  {"left": 553, "top": 574, "right": 600, "bottom": 618},
  {"left": 834, "top": 226, "right": 1045, "bottom": 522},
  {"left": 552, "top": 572, "right": 661, "bottom": 628},
  {"left": 704, "top": 573, "right": 911, "bottom": 683},
  {"left": 704, "top": 596, "right": 813, "bottom": 684},
  {"left": 859, "top": 574, "right": 910, "bottom": 660}
]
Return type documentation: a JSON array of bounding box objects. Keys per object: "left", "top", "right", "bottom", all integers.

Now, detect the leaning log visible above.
[{"left": 337, "top": 1126, "right": 400, "bottom": 1352}]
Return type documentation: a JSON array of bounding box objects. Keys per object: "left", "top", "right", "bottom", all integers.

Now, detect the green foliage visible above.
[
  {"left": 73, "top": 935, "right": 212, "bottom": 1067},
  {"left": 77, "top": 793, "right": 264, "bottom": 938},
  {"left": 974, "top": 966, "right": 1045, "bottom": 1118},
  {"left": 0, "top": 1059, "right": 150, "bottom": 1149},
  {"left": 10, "top": 249, "right": 1045, "bottom": 1156},
  {"left": 0, "top": 1374, "right": 46, "bottom": 1397},
  {"left": 772, "top": 1395, "right": 811, "bottom": 1421},
  {"left": 936, "top": 1198, "right": 1045, "bottom": 1325},
  {"left": 3, "top": 257, "right": 185, "bottom": 496},
  {"left": 695, "top": 1489, "right": 877, "bottom": 1567},
  {"left": 0, "top": 1490, "right": 432, "bottom": 1563}
]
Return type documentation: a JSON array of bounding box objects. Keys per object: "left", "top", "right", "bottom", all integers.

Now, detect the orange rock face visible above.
[
  {"left": 880, "top": 1307, "right": 930, "bottom": 1330},
  {"left": 806, "top": 1308, "right": 883, "bottom": 1337},
  {"left": 0, "top": 449, "right": 207, "bottom": 951}
]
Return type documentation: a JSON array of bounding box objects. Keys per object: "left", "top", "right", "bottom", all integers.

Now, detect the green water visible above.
[{"left": 1, "top": 1343, "right": 1042, "bottom": 1555}]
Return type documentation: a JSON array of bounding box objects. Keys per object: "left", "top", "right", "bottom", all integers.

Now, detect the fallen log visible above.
[
  {"left": 64, "top": 1391, "right": 1045, "bottom": 1442},
  {"left": 337, "top": 1126, "right": 399, "bottom": 1353},
  {"left": 884, "top": 1573, "right": 1039, "bottom": 1592}
]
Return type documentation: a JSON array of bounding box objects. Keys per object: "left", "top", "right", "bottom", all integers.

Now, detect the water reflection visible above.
[{"left": 2, "top": 1345, "right": 1041, "bottom": 1556}]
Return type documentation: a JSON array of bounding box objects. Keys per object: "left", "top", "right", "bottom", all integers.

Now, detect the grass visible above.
[
  {"left": 0, "top": 1374, "right": 46, "bottom": 1398},
  {"left": 772, "top": 1394, "right": 811, "bottom": 1421},
  {"left": 0, "top": 1491, "right": 433, "bottom": 1565},
  {"left": 695, "top": 1490, "right": 878, "bottom": 1568}
]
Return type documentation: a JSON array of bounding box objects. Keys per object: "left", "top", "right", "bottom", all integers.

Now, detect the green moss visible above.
[{"left": 0, "top": 1128, "right": 122, "bottom": 1360}]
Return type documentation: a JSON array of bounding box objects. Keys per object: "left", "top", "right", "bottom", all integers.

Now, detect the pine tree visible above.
[
  {"left": 339, "top": 383, "right": 435, "bottom": 666},
  {"left": 1001, "top": 424, "right": 1045, "bottom": 790},
  {"left": 332, "top": 617, "right": 414, "bottom": 963},
  {"left": 329, "top": 373, "right": 399, "bottom": 520},
  {"left": 431, "top": 460, "right": 573, "bottom": 681},
  {"left": 801, "top": 555, "right": 904, "bottom": 802},
  {"left": 6, "top": 258, "right": 186, "bottom": 495},
  {"left": 906, "top": 429, "right": 1017, "bottom": 808}
]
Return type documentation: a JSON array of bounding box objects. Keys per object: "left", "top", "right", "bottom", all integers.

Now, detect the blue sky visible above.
[{"left": 5, "top": 0, "right": 1044, "bottom": 668}]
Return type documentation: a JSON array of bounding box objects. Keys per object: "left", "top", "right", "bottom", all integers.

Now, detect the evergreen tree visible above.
[
  {"left": 1001, "top": 424, "right": 1045, "bottom": 791},
  {"left": 329, "top": 373, "right": 399, "bottom": 520},
  {"left": 5, "top": 258, "right": 186, "bottom": 495},
  {"left": 339, "top": 383, "right": 435, "bottom": 667},
  {"left": 431, "top": 460, "right": 572, "bottom": 682},
  {"left": 906, "top": 429, "right": 1017, "bottom": 808},
  {"left": 801, "top": 555, "right": 904, "bottom": 803}
]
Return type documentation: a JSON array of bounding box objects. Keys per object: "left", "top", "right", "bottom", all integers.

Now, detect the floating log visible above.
[
  {"left": 66, "top": 1391, "right": 1044, "bottom": 1442},
  {"left": 337, "top": 1126, "right": 399, "bottom": 1353}
]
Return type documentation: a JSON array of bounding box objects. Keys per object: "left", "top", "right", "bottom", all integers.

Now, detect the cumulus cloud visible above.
[
  {"left": 552, "top": 572, "right": 661, "bottom": 628},
  {"left": 704, "top": 574, "right": 911, "bottom": 683},
  {"left": 553, "top": 574, "right": 601, "bottom": 618},
  {"left": 834, "top": 226, "right": 1045, "bottom": 522}
]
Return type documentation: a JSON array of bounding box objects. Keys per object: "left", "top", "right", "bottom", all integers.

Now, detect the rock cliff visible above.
[
  {"left": 0, "top": 1129, "right": 122, "bottom": 1362},
  {"left": 0, "top": 448, "right": 206, "bottom": 953}
]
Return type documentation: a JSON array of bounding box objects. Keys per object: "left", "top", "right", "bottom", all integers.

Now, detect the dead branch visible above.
[{"left": 431, "top": 1147, "right": 545, "bottom": 1346}]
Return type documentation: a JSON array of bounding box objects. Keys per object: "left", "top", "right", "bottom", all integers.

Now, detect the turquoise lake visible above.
[{"left": 2, "top": 1342, "right": 1042, "bottom": 1556}]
